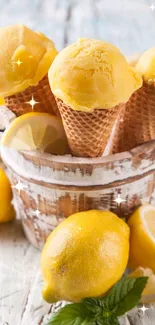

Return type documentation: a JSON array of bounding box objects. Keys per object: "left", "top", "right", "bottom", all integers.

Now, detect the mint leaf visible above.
[
  {"left": 103, "top": 276, "right": 148, "bottom": 317},
  {"left": 83, "top": 297, "right": 106, "bottom": 316},
  {"left": 46, "top": 303, "right": 97, "bottom": 325},
  {"left": 46, "top": 276, "right": 148, "bottom": 325},
  {"left": 97, "top": 317, "right": 119, "bottom": 325}
]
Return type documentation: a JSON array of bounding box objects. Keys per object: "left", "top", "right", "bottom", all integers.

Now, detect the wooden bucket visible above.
[{"left": 1, "top": 140, "right": 155, "bottom": 249}]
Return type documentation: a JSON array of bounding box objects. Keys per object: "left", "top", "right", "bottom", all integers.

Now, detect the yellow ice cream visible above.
[
  {"left": 49, "top": 38, "right": 142, "bottom": 112},
  {"left": 136, "top": 48, "right": 155, "bottom": 82},
  {"left": 0, "top": 24, "right": 58, "bottom": 97}
]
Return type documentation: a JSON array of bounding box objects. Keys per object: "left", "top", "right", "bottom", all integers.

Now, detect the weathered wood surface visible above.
[
  {"left": 0, "top": 222, "right": 155, "bottom": 325},
  {"left": 1, "top": 0, "right": 155, "bottom": 324},
  {"left": 2, "top": 139, "right": 155, "bottom": 249},
  {"left": 0, "top": 107, "right": 15, "bottom": 145},
  {"left": 0, "top": 221, "right": 51, "bottom": 325},
  {"left": 0, "top": 0, "right": 154, "bottom": 55}
]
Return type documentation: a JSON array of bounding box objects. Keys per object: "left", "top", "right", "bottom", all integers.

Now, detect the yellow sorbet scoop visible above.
[
  {"left": 0, "top": 24, "right": 58, "bottom": 97},
  {"left": 136, "top": 47, "right": 155, "bottom": 82},
  {"left": 49, "top": 38, "right": 142, "bottom": 112}
]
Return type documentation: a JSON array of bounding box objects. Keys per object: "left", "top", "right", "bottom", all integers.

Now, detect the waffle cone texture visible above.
[
  {"left": 5, "top": 74, "right": 59, "bottom": 117},
  {"left": 56, "top": 98, "right": 124, "bottom": 158},
  {"left": 108, "top": 82, "right": 155, "bottom": 154}
]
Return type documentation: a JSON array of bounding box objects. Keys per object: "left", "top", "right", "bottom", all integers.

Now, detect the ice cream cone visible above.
[
  {"left": 107, "top": 82, "right": 155, "bottom": 154},
  {"left": 108, "top": 48, "right": 155, "bottom": 154},
  {"left": 49, "top": 39, "right": 142, "bottom": 157},
  {"left": 56, "top": 98, "right": 124, "bottom": 157},
  {"left": 5, "top": 74, "right": 59, "bottom": 117},
  {"left": 0, "top": 24, "right": 59, "bottom": 116}
]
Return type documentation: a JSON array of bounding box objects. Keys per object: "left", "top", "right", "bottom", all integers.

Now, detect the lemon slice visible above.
[
  {"left": 128, "top": 204, "right": 155, "bottom": 272},
  {"left": 1, "top": 112, "right": 70, "bottom": 155},
  {"left": 129, "top": 267, "right": 155, "bottom": 303}
]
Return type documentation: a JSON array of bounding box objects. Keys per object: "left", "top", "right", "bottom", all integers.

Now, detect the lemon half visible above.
[
  {"left": 1, "top": 112, "right": 70, "bottom": 155},
  {"left": 129, "top": 267, "right": 155, "bottom": 303},
  {"left": 128, "top": 204, "right": 155, "bottom": 272}
]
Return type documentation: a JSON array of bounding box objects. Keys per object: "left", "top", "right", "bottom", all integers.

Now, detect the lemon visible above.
[
  {"left": 41, "top": 210, "right": 130, "bottom": 303},
  {"left": 1, "top": 112, "right": 70, "bottom": 155},
  {"left": 128, "top": 204, "right": 155, "bottom": 272},
  {"left": 0, "top": 97, "right": 5, "bottom": 105},
  {"left": 0, "top": 168, "right": 15, "bottom": 223},
  {"left": 129, "top": 267, "right": 155, "bottom": 303}
]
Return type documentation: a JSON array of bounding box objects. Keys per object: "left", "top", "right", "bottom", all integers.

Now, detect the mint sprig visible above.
[
  {"left": 103, "top": 276, "right": 148, "bottom": 317},
  {"left": 47, "top": 303, "right": 96, "bottom": 325},
  {"left": 46, "top": 276, "right": 148, "bottom": 325}
]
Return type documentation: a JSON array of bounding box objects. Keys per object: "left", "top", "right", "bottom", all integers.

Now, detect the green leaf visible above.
[
  {"left": 110, "top": 318, "right": 119, "bottom": 325},
  {"left": 103, "top": 276, "right": 148, "bottom": 317},
  {"left": 46, "top": 303, "right": 97, "bottom": 325},
  {"left": 97, "top": 317, "right": 119, "bottom": 325},
  {"left": 83, "top": 297, "right": 106, "bottom": 316},
  {"left": 46, "top": 276, "right": 148, "bottom": 325}
]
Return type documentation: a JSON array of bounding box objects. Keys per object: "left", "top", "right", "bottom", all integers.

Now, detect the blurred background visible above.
[{"left": 0, "top": 0, "right": 154, "bottom": 55}]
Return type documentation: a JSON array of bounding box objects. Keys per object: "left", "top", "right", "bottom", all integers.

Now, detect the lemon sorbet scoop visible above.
[
  {"left": 49, "top": 38, "right": 142, "bottom": 112},
  {"left": 48, "top": 38, "right": 142, "bottom": 157},
  {"left": 136, "top": 47, "right": 155, "bottom": 83},
  {"left": 0, "top": 24, "right": 58, "bottom": 116}
]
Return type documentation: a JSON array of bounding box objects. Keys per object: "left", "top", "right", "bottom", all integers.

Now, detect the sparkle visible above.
[
  {"left": 139, "top": 304, "right": 150, "bottom": 315},
  {"left": 26, "top": 96, "right": 39, "bottom": 110},
  {"left": 114, "top": 194, "right": 126, "bottom": 205},
  {"left": 120, "top": 118, "right": 124, "bottom": 122},
  {"left": 29, "top": 55, "right": 33, "bottom": 58},
  {"left": 149, "top": 4, "right": 155, "bottom": 11},
  {"left": 14, "top": 59, "right": 23, "bottom": 66},
  {"left": 12, "top": 180, "right": 27, "bottom": 194},
  {"left": 33, "top": 209, "right": 41, "bottom": 217}
]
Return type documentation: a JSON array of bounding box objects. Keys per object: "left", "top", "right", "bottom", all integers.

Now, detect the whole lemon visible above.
[
  {"left": 41, "top": 210, "right": 130, "bottom": 303},
  {"left": 0, "top": 168, "right": 15, "bottom": 223}
]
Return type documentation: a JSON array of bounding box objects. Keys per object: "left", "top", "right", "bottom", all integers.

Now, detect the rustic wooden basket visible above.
[{"left": 1, "top": 139, "right": 155, "bottom": 249}]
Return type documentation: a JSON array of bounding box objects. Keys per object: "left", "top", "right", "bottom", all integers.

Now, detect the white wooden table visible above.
[
  {"left": 0, "top": 221, "right": 155, "bottom": 325},
  {"left": 1, "top": 1, "right": 155, "bottom": 323},
  {"left": 0, "top": 0, "right": 155, "bottom": 54}
]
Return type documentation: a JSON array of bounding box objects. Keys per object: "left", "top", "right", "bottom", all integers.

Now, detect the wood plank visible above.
[
  {"left": 0, "top": 0, "right": 154, "bottom": 53},
  {"left": 0, "top": 0, "right": 68, "bottom": 50},
  {"left": 0, "top": 221, "right": 40, "bottom": 325},
  {"left": 90, "top": 0, "right": 155, "bottom": 55},
  {"left": 0, "top": 221, "right": 155, "bottom": 325}
]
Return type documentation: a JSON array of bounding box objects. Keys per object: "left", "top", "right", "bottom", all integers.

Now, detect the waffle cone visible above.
[
  {"left": 56, "top": 98, "right": 124, "bottom": 158},
  {"left": 5, "top": 74, "right": 59, "bottom": 117},
  {"left": 108, "top": 82, "right": 155, "bottom": 154}
]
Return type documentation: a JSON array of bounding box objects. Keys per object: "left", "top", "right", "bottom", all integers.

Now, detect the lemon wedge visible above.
[
  {"left": 128, "top": 204, "right": 155, "bottom": 272},
  {"left": 129, "top": 267, "right": 155, "bottom": 303},
  {"left": 1, "top": 112, "right": 70, "bottom": 155}
]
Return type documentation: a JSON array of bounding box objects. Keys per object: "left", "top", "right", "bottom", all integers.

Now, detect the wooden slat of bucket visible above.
[
  {"left": 1, "top": 140, "right": 155, "bottom": 249},
  {"left": 2, "top": 139, "right": 155, "bottom": 187},
  {"left": 0, "top": 106, "right": 16, "bottom": 129},
  {"left": 0, "top": 106, "right": 16, "bottom": 160}
]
